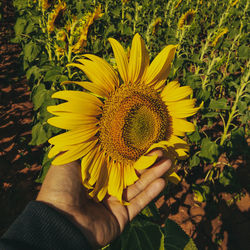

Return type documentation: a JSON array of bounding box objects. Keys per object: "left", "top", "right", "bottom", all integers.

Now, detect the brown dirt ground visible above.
[{"left": 0, "top": 1, "right": 249, "bottom": 249}]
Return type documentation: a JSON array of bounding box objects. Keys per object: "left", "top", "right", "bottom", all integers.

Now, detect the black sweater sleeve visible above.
[{"left": 0, "top": 201, "right": 92, "bottom": 250}]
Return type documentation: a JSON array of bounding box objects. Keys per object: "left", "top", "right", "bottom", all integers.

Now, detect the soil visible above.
[{"left": 0, "top": 1, "right": 249, "bottom": 249}]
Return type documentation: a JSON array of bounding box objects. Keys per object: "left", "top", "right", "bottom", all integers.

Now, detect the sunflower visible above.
[
  {"left": 47, "top": 1, "right": 66, "bottom": 33},
  {"left": 47, "top": 34, "right": 200, "bottom": 203},
  {"left": 211, "top": 28, "right": 228, "bottom": 47},
  {"left": 152, "top": 17, "right": 162, "bottom": 35},
  {"left": 72, "top": 4, "right": 103, "bottom": 53},
  {"left": 178, "top": 9, "right": 196, "bottom": 29}
]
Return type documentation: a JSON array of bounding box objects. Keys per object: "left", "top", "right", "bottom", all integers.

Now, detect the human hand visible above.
[{"left": 36, "top": 149, "right": 171, "bottom": 249}]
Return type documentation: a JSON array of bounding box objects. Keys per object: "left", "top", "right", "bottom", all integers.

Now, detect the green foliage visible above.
[
  {"left": 12, "top": 0, "right": 249, "bottom": 248},
  {"left": 163, "top": 219, "right": 197, "bottom": 250},
  {"left": 199, "top": 138, "right": 221, "bottom": 163},
  {"left": 105, "top": 216, "right": 197, "bottom": 250}
]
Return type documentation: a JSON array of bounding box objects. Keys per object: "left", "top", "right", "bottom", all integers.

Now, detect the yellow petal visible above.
[
  {"left": 47, "top": 101, "right": 102, "bottom": 116},
  {"left": 128, "top": 33, "right": 149, "bottom": 84},
  {"left": 108, "top": 37, "right": 129, "bottom": 84},
  {"left": 47, "top": 114, "right": 98, "bottom": 130},
  {"left": 61, "top": 81, "right": 109, "bottom": 98},
  {"left": 166, "top": 172, "right": 181, "bottom": 184},
  {"left": 79, "top": 54, "right": 119, "bottom": 88},
  {"left": 161, "top": 84, "right": 193, "bottom": 102},
  {"left": 52, "top": 90, "right": 103, "bottom": 106},
  {"left": 124, "top": 164, "right": 139, "bottom": 187},
  {"left": 88, "top": 150, "right": 106, "bottom": 186},
  {"left": 175, "top": 148, "right": 189, "bottom": 159},
  {"left": 81, "top": 146, "right": 99, "bottom": 188},
  {"left": 108, "top": 161, "right": 124, "bottom": 202},
  {"left": 144, "top": 45, "right": 177, "bottom": 87},
  {"left": 167, "top": 99, "right": 200, "bottom": 118},
  {"left": 167, "top": 135, "right": 188, "bottom": 148},
  {"left": 89, "top": 154, "right": 109, "bottom": 201},
  {"left": 172, "top": 118, "right": 195, "bottom": 135},
  {"left": 48, "top": 126, "right": 98, "bottom": 146},
  {"left": 48, "top": 145, "right": 62, "bottom": 158},
  {"left": 133, "top": 154, "right": 158, "bottom": 170},
  {"left": 154, "top": 79, "right": 166, "bottom": 92},
  {"left": 67, "top": 62, "right": 114, "bottom": 95},
  {"left": 52, "top": 139, "right": 97, "bottom": 165}
]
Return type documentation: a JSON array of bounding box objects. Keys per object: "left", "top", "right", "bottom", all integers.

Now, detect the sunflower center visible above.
[{"left": 100, "top": 84, "right": 171, "bottom": 163}]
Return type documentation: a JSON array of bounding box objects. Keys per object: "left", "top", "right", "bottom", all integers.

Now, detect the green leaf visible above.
[
  {"left": 108, "top": 217, "right": 163, "bottom": 250},
  {"left": 163, "top": 219, "right": 197, "bottom": 250},
  {"left": 24, "top": 41, "right": 41, "bottom": 63},
  {"left": 219, "top": 166, "right": 236, "bottom": 187},
  {"left": 227, "top": 127, "right": 249, "bottom": 159},
  {"left": 189, "top": 154, "right": 200, "bottom": 168},
  {"left": 14, "top": 17, "right": 27, "bottom": 35},
  {"left": 187, "top": 127, "right": 201, "bottom": 143},
  {"left": 202, "top": 112, "right": 218, "bottom": 118},
  {"left": 199, "top": 138, "right": 220, "bottom": 163},
  {"left": 25, "top": 21, "right": 35, "bottom": 34},
  {"left": 29, "top": 122, "right": 48, "bottom": 145},
  {"left": 209, "top": 98, "right": 230, "bottom": 110},
  {"left": 26, "top": 65, "right": 41, "bottom": 81},
  {"left": 238, "top": 45, "right": 250, "bottom": 60},
  {"left": 31, "top": 84, "right": 47, "bottom": 111},
  {"left": 44, "top": 67, "right": 66, "bottom": 82},
  {"left": 192, "top": 184, "right": 210, "bottom": 203}
]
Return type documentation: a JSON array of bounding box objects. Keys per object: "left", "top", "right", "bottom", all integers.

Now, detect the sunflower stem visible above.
[
  {"left": 121, "top": 2, "right": 125, "bottom": 35},
  {"left": 220, "top": 66, "right": 249, "bottom": 146}
]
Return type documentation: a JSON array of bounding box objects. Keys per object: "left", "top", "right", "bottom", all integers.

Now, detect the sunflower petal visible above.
[
  {"left": 79, "top": 54, "right": 119, "bottom": 88},
  {"left": 166, "top": 172, "right": 181, "bottom": 184},
  {"left": 47, "top": 114, "right": 98, "bottom": 130},
  {"left": 61, "top": 81, "right": 109, "bottom": 98},
  {"left": 144, "top": 45, "right": 177, "bottom": 87},
  {"left": 108, "top": 38, "right": 129, "bottom": 84},
  {"left": 172, "top": 118, "right": 195, "bottom": 134},
  {"left": 108, "top": 161, "right": 124, "bottom": 202},
  {"left": 124, "top": 164, "right": 139, "bottom": 187},
  {"left": 81, "top": 146, "right": 99, "bottom": 188},
  {"left": 48, "top": 126, "right": 98, "bottom": 146},
  {"left": 133, "top": 154, "right": 158, "bottom": 170},
  {"left": 47, "top": 101, "right": 102, "bottom": 116},
  {"left": 52, "top": 139, "right": 97, "bottom": 165},
  {"left": 51, "top": 90, "right": 103, "bottom": 106},
  {"left": 161, "top": 84, "right": 193, "bottom": 102},
  {"left": 128, "top": 33, "right": 149, "bottom": 84},
  {"left": 167, "top": 99, "right": 200, "bottom": 118},
  {"left": 67, "top": 62, "right": 115, "bottom": 95}
]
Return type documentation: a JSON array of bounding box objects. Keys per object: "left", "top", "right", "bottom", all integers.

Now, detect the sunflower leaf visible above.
[
  {"left": 106, "top": 217, "right": 163, "bottom": 250},
  {"left": 163, "top": 218, "right": 197, "bottom": 250}
]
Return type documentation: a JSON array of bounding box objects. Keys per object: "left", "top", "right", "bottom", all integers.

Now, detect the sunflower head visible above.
[
  {"left": 47, "top": 1, "right": 67, "bottom": 33},
  {"left": 47, "top": 34, "right": 200, "bottom": 203},
  {"left": 152, "top": 17, "right": 162, "bottom": 35},
  {"left": 178, "top": 9, "right": 196, "bottom": 29},
  {"left": 72, "top": 4, "right": 103, "bottom": 53},
  {"left": 41, "top": 0, "right": 54, "bottom": 11},
  {"left": 211, "top": 28, "right": 228, "bottom": 47}
]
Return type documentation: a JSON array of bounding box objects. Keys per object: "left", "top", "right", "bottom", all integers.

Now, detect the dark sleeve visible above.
[{"left": 0, "top": 201, "right": 92, "bottom": 250}]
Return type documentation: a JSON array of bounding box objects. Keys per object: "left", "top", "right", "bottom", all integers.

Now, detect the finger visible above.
[
  {"left": 124, "top": 158, "right": 171, "bottom": 201},
  {"left": 127, "top": 177, "right": 166, "bottom": 221}
]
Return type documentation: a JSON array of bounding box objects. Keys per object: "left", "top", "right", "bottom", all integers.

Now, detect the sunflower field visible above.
[{"left": 11, "top": 0, "right": 249, "bottom": 249}]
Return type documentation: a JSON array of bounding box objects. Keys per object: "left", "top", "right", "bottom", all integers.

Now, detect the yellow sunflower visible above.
[
  {"left": 72, "top": 4, "right": 103, "bottom": 53},
  {"left": 211, "top": 28, "right": 228, "bottom": 47},
  {"left": 47, "top": 34, "right": 200, "bottom": 203},
  {"left": 47, "top": 1, "right": 66, "bottom": 33},
  {"left": 178, "top": 9, "right": 196, "bottom": 29}
]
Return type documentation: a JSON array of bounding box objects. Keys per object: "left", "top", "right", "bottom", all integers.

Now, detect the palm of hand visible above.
[{"left": 37, "top": 152, "right": 171, "bottom": 249}]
